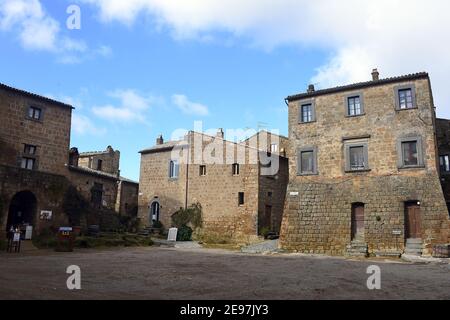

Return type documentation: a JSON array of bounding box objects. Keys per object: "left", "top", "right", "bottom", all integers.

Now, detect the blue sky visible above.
[{"left": 1, "top": 0, "right": 450, "bottom": 181}]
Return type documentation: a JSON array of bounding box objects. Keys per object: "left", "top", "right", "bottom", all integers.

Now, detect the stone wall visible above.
[
  {"left": 78, "top": 146, "right": 120, "bottom": 176},
  {"left": 436, "top": 118, "right": 450, "bottom": 209},
  {"left": 281, "top": 75, "right": 450, "bottom": 256},
  {"left": 0, "top": 86, "right": 72, "bottom": 176},
  {"left": 0, "top": 165, "right": 70, "bottom": 237},
  {"left": 116, "top": 180, "right": 139, "bottom": 216}
]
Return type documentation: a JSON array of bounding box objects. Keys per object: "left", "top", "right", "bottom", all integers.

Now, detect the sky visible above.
[{"left": 1, "top": 0, "right": 450, "bottom": 181}]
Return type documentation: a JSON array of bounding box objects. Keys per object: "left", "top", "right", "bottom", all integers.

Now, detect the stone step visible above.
[
  {"left": 404, "top": 248, "right": 422, "bottom": 256},
  {"left": 406, "top": 238, "right": 423, "bottom": 245},
  {"left": 405, "top": 243, "right": 423, "bottom": 250}
]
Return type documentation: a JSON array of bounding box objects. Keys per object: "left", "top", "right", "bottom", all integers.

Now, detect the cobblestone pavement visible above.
[{"left": 0, "top": 247, "right": 449, "bottom": 300}]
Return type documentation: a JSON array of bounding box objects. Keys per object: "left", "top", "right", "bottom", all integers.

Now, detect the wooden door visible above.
[
  {"left": 405, "top": 204, "right": 422, "bottom": 238},
  {"left": 264, "top": 205, "right": 272, "bottom": 230},
  {"left": 351, "top": 204, "right": 365, "bottom": 240}
]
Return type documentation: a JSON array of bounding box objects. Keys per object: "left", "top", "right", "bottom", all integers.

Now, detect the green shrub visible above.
[
  {"left": 152, "top": 220, "right": 163, "bottom": 229},
  {"left": 171, "top": 202, "right": 203, "bottom": 229},
  {"left": 259, "top": 227, "right": 271, "bottom": 239},
  {"left": 177, "top": 225, "right": 193, "bottom": 241},
  {"left": 32, "top": 228, "right": 57, "bottom": 249},
  {"left": 63, "top": 186, "right": 89, "bottom": 226}
]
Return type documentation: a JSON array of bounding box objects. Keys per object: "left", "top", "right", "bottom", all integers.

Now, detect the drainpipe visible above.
[{"left": 184, "top": 134, "right": 190, "bottom": 210}]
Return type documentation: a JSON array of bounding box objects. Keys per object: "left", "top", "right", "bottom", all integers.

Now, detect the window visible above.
[
  {"left": 270, "top": 144, "right": 278, "bottom": 153},
  {"left": 402, "top": 141, "right": 418, "bottom": 166},
  {"left": 97, "top": 159, "right": 103, "bottom": 171},
  {"left": 395, "top": 85, "right": 416, "bottom": 110},
  {"left": 21, "top": 158, "right": 35, "bottom": 170},
  {"left": 297, "top": 147, "right": 318, "bottom": 175},
  {"left": 169, "top": 160, "right": 179, "bottom": 179},
  {"left": 91, "top": 183, "right": 103, "bottom": 207},
  {"left": 398, "top": 89, "right": 414, "bottom": 109},
  {"left": 232, "top": 163, "right": 240, "bottom": 176},
  {"left": 347, "top": 95, "right": 363, "bottom": 116},
  {"left": 238, "top": 192, "right": 245, "bottom": 206},
  {"left": 199, "top": 165, "right": 206, "bottom": 176},
  {"left": 398, "top": 136, "right": 424, "bottom": 168},
  {"left": 28, "top": 106, "right": 42, "bottom": 120},
  {"left": 344, "top": 141, "right": 369, "bottom": 172},
  {"left": 440, "top": 155, "right": 450, "bottom": 173},
  {"left": 24, "top": 144, "right": 37, "bottom": 155},
  {"left": 301, "top": 104, "right": 313, "bottom": 123},
  {"left": 268, "top": 192, "right": 273, "bottom": 198}
]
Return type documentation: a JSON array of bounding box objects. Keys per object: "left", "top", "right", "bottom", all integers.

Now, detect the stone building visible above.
[
  {"left": 436, "top": 118, "right": 450, "bottom": 212},
  {"left": 138, "top": 130, "right": 289, "bottom": 242},
  {"left": 280, "top": 70, "right": 450, "bottom": 257},
  {"left": 0, "top": 82, "right": 138, "bottom": 238}
]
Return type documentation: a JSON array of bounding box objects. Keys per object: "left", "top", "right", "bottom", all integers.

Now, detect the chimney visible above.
[
  {"left": 307, "top": 84, "right": 315, "bottom": 93},
  {"left": 156, "top": 134, "right": 164, "bottom": 145},
  {"left": 69, "top": 147, "right": 79, "bottom": 167},
  {"left": 371, "top": 68, "right": 380, "bottom": 81},
  {"left": 217, "top": 128, "right": 224, "bottom": 139}
]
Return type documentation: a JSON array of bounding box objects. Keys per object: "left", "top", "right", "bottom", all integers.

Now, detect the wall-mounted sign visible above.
[
  {"left": 392, "top": 230, "right": 402, "bottom": 235},
  {"left": 40, "top": 210, "right": 53, "bottom": 221},
  {"left": 290, "top": 192, "right": 299, "bottom": 196}
]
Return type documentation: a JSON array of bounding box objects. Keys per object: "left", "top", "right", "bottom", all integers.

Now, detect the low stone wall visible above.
[{"left": 280, "top": 174, "right": 450, "bottom": 256}]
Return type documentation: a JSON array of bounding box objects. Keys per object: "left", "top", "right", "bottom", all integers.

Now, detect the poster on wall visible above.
[{"left": 40, "top": 210, "right": 53, "bottom": 221}]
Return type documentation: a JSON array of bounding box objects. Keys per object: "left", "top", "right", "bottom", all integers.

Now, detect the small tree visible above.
[
  {"left": 171, "top": 202, "right": 203, "bottom": 241},
  {"left": 62, "top": 186, "right": 89, "bottom": 226}
]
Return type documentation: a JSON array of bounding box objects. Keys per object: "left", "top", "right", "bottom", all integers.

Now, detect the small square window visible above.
[
  {"left": 347, "top": 96, "right": 362, "bottom": 116},
  {"left": 395, "top": 85, "right": 416, "bottom": 110},
  {"left": 398, "top": 89, "right": 414, "bottom": 109},
  {"left": 301, "top": 104, "right": 313, "bottom": 123},
  {"left": 344, "top": 141, "right": 369, "bottom": 172},
  {"left": 232, "top": 163, "right": 240, "bottom": 175},
  {"left": 169, "top": 160, "right": 179, "bottom": 178},
  {"left": 28, "top": 106, "right": 42, "bottom": 120},
  {"left": 402, "top": 141, "right": 418, "bottom": 166},
  {"left": 24, "top": 144, "right": 37, "bottom": 155},
  {"left": 440, "top": 155, "right": 450, "bottom": 173},
  {"left": 270, "top": 144, "right": 278, "bottom": 153},
  {"left": 238, "top": 192, "right": 245, "bottom": 206},
  {"left": 398, "top": 136, "right": 424, "bottom": 168},
  {"left": 297, "top": 147, "right": 317, "bottom": 175},
  {"left": 21, "top": 158, "right": 35, "bottom": 170},
  {"left": 199, "top": 165, "right": 206, "bottom": 176},
  {"left": 97, "top": 159, "right": 103, "bottom": 171}
]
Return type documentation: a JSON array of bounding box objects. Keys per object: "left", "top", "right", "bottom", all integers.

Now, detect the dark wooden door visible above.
[
  {"left": 264, "top": 205, "right": 272, "bottom": 230},
  {"left": 351, "top": 204, "right": 365, "bottom": 240},
  {"left": 405, "top": 204, "right": 422, "bottom": 238}
]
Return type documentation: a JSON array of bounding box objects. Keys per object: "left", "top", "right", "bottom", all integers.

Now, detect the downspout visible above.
[{"left": 185, "top": 135, "right": 190, "bottom": 210}]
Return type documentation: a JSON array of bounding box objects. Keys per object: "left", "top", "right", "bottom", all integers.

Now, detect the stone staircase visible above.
[
  {"left": 404, "top": 238, "right": 423, "bottom": 256},
  {"left": 346, "top": 240, "right": 369, "bottom": 257},
  {"left": 138, "top": 226, "right": 152, "bottom": 237}
]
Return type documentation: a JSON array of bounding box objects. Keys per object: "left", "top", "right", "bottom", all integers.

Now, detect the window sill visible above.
[
  {"left": 25, "top": 117, "right": 43, "bottom": 123},
  {"left": 345, "top": 169, "right": 371, "bottom": 173},
  {"left": 345, "top": 113, "right": 366, "bottom": 118},
  {"left": 395, "top": 107, "right": 418, "bottom": 112},
  {"left": 398, "top": 165, "right": 425, "bottom": 170},
  {"left": 297, "top": 172, "right": 319, "bottom": 176},
  {"left": 298, "top": 121, "right": 317, "bottom": 125},
  {"left": 168, "top": 177, "right": 179, "bottom": 181}
]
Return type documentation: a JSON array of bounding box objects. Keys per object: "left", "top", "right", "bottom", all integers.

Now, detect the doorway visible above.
[
  {"left": 6, "top": 191, "right": 37, "bottom": 231},
  {"left": 351, "top": 203, "right": 365, "bottom": 241},
  {"left": 405, "top": 202, "right": 422, "bottom": 239},
  {"left": 150, "top": 201, "right": 160, "bottom": 224}
]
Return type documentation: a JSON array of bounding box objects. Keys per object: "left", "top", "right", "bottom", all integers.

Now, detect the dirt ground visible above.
[{"left": 0, "top": 246, "right": 449, "bottom": 300}]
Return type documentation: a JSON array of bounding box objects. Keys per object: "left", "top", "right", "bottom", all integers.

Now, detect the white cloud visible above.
[
  {"left": 0, "top": 0, "right": 111, "bottom": 63},
  {"left": 84, "top": 0, "right": 450, "bottom": 118},
  {"left": 72, "top": 113, "right": 106, "bottom": 136},
  {"left": 172, "top": 94, "right": 209, "bottom": 116},
  {"left": 92, "top": 89, "right": 156, "bottom": 123}
]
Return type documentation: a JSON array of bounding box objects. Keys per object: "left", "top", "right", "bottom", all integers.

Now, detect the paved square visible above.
[{"left": 0, "top": 247, "right": 449, "bottom": 300}]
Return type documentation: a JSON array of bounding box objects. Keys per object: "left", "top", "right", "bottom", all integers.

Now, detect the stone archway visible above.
[{"left": 6, "top": 191, "right": 37, "bottom": 231}]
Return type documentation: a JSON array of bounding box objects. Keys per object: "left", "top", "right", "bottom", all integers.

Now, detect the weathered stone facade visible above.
[
  {"left": 0, "top": 83, "right": 138, "bottom": 238},
  {"left": 436, "top": 118, "right": 450, "bottom": 211},
  {"left": 138, "top": 131, "right": 289, "bottom": 242},
  {"left": 280, "top": 71, "right": 450, "bottom": 256}
]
